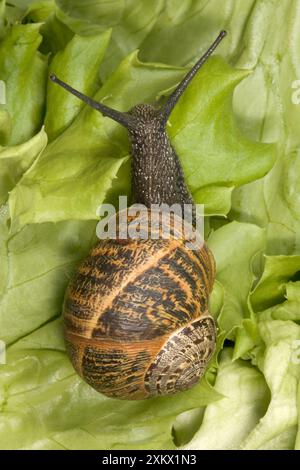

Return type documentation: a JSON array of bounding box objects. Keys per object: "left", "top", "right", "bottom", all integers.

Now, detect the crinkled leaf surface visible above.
[
  {"left": 0, "top": 23, "right": 47, "bottom": 145},
  {"left": 45, "top": 30, "right": 111, "bottom": 141},
  {"left": 182, "top": 349, "right": 269, "bottom": 450},
  {"left": 0, "top": 318, "right": 221, "bottom": 450},
  {"left": 22, "top": 1, "right": 74, "bottom": 55},
  {"left": 169, "top": 57, "right": 276, "bottom": 215},
  {"left": 9, "top": 54, "right": 275, "bottom": 226},
  {"left": 9, "top": 53, "right": 190, "bottom": 226},
  {"left": 271, "top": 282, "right": 300, "bottom": 321},
  {"left": 55, "top": 0, "right": 165, "bottom": 79},
  {"left": 0, "top": 209, "right": 97, "bottom": 344},
  {"left": 54, "top": 0, "right": 256, "bottom": 80},
  {"left": 230, "top": 0, "right": 300, "bottom": 254},
  {"left": 242, "top": 319, "right": 300, "bottom": 450},
  {"left": 1, "top": 0, "right": 300, "bottom": 451},
  {"left": 208, "top": 221, "right": 266, "bottom": 335},
  {"left": 0, "top": 127, "right": 47, "bottom": 204},
  {"left": 251, "top": 255, "right": 300, "bottom": 311}
]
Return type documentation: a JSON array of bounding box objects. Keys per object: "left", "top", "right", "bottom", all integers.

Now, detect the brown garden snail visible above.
[{"left": 50, "top": 31, "right": 226, "bottom": 400}]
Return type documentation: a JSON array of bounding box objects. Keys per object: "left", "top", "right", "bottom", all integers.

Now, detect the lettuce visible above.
[
  {"left": 0, "top": 23, "right": 47, "bottom": 145},
  {"left": 0, "top": 0, "right": 300, "bottom": 450},
  {"left": 0, "top": 127, "right": 47, "bottom": 204},
  {"left": 45, "top": 30, "right": 111, "bottom": 141},
  {"left": 9, "top": 53, "right": 276, "bottom": 226},
  {"left": 0, "top": 315, "right": 221, "bottom": 450},
  {"left": 182, "top": 349, "right": 270, "bottom": 450}
]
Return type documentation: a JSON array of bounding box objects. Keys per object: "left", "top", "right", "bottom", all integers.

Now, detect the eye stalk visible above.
[
  {"left": 49, "top": 30, "right": 227, "bottom": 130},
  {"left": 49, "top": 73, "right": 135, "bottom": 130},
  {"left": 159, "top": 30, "right": 227, "bottom": 124}
]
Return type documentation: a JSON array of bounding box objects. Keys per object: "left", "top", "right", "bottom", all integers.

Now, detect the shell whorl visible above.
[{"left": 145, "top": 316, "right": 216, "bottom": 396}]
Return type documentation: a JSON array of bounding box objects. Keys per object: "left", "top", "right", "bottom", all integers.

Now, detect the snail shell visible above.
[{"left": 63, "top": 210, "right": 216, "bottom": 400}]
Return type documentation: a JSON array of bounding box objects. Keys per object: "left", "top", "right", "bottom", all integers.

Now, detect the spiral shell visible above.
[{"left": 63, "top": 209, "right": 216, "bottom": 399}]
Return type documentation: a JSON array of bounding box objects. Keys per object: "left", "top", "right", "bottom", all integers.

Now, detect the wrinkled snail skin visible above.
[
  {"left": 128, "top": 104, "right": 195, "bottom": 218},
  {"left": 51, "top": 31, "right": 227, "bottom": 400}
]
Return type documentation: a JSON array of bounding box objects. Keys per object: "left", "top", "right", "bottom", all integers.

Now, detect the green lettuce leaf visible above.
[
  {"left": 0, "top": 1, "right": 29, "bottom": 33},
  {"left": 0, "top": 127, "right": 47, "bottom": 204},
  {"left": 181, "top": 348, "right": 269, "bottom": 450},
  {"left": 271, "top": 282, "right": 300, "bottom": 321},
  {"left": 0, "top": 316, "right": 221, "bottom": 450},
  {"left": 45, "top": 30, "right": 111, "bottom": 141},
  {"left": 168, "top": 57, "right": 276, "bottom": 215},
  {"left": 20, "top": 0, "right": 73, "bottom": 55},
  {"left": 0, "top": 23, "right": 47, "bottom": 145},
  {"left": 208, "top": 221, "right": 266, "bottom": 335},
  {"left": 230, "top": 0, "right": 300, "bottom": 255},
  {"left": 55, "top": 0, "right": 164, "bottom": 79},
  {"left": 9, "top": 53, "right": 276, "bottom": 226},
  {"left": 242, "top": 319, "right": 300, "bottom": 450},
  {"left": 251, "top": 255, "right": 300, "bottom": 311},
  {"left": 54, "top": 0, "right": 259, "bottom": 79},
  {"left": 0, "top": 0, "right": 300, "bottom": 452},
  {"left": 183, "top": 318, "right": 300, "bottom": 451},
  {"left": 0, "top": 208, "right": 97, "bottom": 344},
  {"left": 9, "top": 53, "right": 189, "bottom": 226}
]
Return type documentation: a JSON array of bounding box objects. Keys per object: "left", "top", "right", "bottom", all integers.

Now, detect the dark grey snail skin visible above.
[
  {"left": 128, "top": 104, "right": 194, "bottom": 217},
  {"left": 50, "top": 31, "right": 226, "bottom": 224}
]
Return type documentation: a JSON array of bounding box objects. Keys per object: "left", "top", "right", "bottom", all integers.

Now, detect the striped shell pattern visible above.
[{"left": 63, "top": 210, "right": 216, "bottom": 400}]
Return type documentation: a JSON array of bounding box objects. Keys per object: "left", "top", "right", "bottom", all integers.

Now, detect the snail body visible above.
[{"left": 51, "top": 31, "right": 226, "bottom": 400}]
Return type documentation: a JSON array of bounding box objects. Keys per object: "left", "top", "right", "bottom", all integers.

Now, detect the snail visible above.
[{"left": 50, "top": 31, "right": 227, "bottom": 400}]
